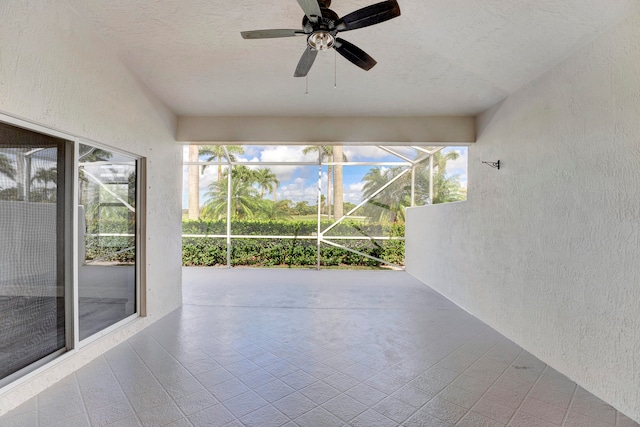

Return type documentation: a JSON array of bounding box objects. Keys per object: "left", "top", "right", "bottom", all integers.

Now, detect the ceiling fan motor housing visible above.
[{"left": 303, "top": 6, "right": 339, "bottom": 50}]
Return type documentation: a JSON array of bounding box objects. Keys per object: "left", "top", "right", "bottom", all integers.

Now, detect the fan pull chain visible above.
[{"left": 305, "top": 75, "right": 309, "bottom": 95}]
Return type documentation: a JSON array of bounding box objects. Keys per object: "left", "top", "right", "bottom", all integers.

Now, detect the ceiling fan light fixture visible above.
[
  {"left": 241, "top": 0, "right": 401, "bottom": 77},
  {"left": 308, "top": 31, "right": 335, "bottom": 50}
]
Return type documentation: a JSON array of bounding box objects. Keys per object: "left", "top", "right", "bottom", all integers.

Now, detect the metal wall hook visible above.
[{"left": 482, "top": 160, "right": 500, "bottom": 170}]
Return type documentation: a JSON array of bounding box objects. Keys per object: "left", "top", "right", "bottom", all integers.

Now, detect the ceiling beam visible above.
[{"left": 176, "top": 116, "right": 475, "bottom": 145}]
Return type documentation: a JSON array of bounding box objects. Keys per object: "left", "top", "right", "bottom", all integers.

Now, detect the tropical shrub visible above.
[{"left": 182, "top": 219, "right": 405, "bottom": 268}]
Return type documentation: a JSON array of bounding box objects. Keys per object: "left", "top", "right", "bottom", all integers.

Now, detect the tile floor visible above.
[{"left": 1, "top": 268, "right": 637, "bottom": 427}]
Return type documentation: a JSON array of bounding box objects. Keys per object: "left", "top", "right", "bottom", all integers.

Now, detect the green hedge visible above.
[
  {"left": 181, "top": 219, "right": 404, "bottom": 267},
  {"left": 182, "top": 238, "right": 404, "bottom": 268},
  {"left": 182, "top": 219, "right": 402, "bottom": 237},
  {"left": 84, "top": 217, "right": 136, "bottom": 263},
  {"left": 85, "top": 219, "right": 405, "bottom": 267},
  {"left": 85, "top": 236, "right": 136, "bottom": 263}
]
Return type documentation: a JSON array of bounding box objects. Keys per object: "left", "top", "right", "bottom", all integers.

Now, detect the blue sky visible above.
[{"left": 182, "top": 145, "right": 467, "bottom": 209}]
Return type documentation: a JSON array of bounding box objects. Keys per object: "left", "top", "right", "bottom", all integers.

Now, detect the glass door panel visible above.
[
  {"left": 0, "top": 123, "right": 67, "bottom": 381},
  {"left": 78, "top": 144, "right": 137, "bottom": 340}
]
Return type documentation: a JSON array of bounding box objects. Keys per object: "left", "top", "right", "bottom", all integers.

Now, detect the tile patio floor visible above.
[{"left": 1, "top": 268, "right": 637, "bottom": 427}]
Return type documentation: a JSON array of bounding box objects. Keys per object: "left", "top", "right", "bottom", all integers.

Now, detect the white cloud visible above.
[
  {"left": 199, "top": 165, "right": 220, "bottom": 190},
  {"left": 349, "top": 181, "right": 364, "bottom": 192},
  {"left": 276, "top": 176, "right": 365, "bottom": 206},
  {"left": 380, "top": 146, "right": 416, "bottom": 160},
  {"left": 242, "top": 146, "right": 261, "bottom": 158},
  {"left": 260, "top": 146, "right": 317, "bottom": 163},
  {"left": 278, "top": 177, "right": 319, "bottom": 203},
  {"left": 343, "top": 146, "right": 392, "bottom": 161},
  {"left": 234, "top": 155, "right": 260, "bottom": 164},
  {"left": 442, "top": 147, "right": 468, "bottom": 179},
  {"left": 343, "top": 181, "right": 365, "bottom": 204},
  {"left": 269, "top": 165, "right": 303, "bottom": 182},
  {"left": 320, "top": 171, "right": 328, "bottom": 182},
  {"left": 235, "top": 146, "right": 318, "bottom": 181}
]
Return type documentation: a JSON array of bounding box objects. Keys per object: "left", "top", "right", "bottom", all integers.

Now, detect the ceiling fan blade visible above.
[
  {"left": 241, "top": 29, "right": 304, "bottom": 39},
  {"left": 335, "top": 0, "right": 401, "bottom": 32},
  {"left": 294, "top": 47, "right": 319, "bottom": 77},
  {"left": 296, "top": 0, "right": 322, "bottom": 20},
  {"left": 334, "top": 38, "right": 377, "bottom": 71}
]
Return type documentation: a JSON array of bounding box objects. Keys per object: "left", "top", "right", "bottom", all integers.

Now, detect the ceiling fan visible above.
[{"left": 241, "top": 0, "right": 401, "bottom": 77}]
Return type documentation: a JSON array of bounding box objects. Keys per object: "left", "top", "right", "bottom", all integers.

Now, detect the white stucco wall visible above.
[
  {"left": 0, "top": 0, "right": 182, "bottom": 414},
  {"left": 177, "top": 116, "right": 476, "bottom": 144},
  {"left": 406, "top": 11, "right": 640, "bottom": 422}
]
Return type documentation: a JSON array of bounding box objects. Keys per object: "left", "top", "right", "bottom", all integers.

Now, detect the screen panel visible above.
[{"left": 0, "top": 122, "right": 67, "bottom": 380}]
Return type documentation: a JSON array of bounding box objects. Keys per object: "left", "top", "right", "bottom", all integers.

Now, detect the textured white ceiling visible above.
[{"left": 66, "top": 0, "right": 639, "bottom": 117}]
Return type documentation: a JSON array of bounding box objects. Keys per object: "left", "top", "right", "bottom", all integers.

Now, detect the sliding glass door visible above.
[
  {"left": 0, "top": 118, "right": 142, "bottom": 386},
  {"left": 0, "top": 123, "right": 68, "bottom": 382}
]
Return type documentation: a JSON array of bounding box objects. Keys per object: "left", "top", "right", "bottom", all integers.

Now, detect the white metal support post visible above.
[{"left": 316, "top": 152, "right": 322, "bottom": 270}]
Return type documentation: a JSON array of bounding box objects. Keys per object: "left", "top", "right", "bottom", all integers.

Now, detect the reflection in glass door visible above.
[{"left": 78, "top": 144, "right": 137, "bottom": 340}]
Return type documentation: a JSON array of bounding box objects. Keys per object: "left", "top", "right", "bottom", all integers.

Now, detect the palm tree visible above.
[
  {"left": 303, "top": 145, "right": 347, "bottom": 219},
  {"left": 187, "top": 146, "right": 200, "bottom": 219},
  {"left": 229, "top": 165, "right": 255, "bottom": 184},
  {"left": 433, "top": 150, "right": 463, "bottom": 203},
  {"left": 31, "top": 167, "right": 57, "bottom": 201},
  {"left": 361, "top": 167, "right": 387, "bottom": 196},
  {"left": 333, "top": 145, "right": 344, "bottom": 219},
  {"left": 187, "top": 145, "right": 244, "bottom": 220},
  {"left": 260, "top": 200, "right": 292, "bottom": 220},
  {"left": 431, "top": 172, "right": 466, "bottom": 204},
  {"left": 360, "top": 149, "right": 465, "bottom": 223},
  {"left": 0, "top": 153, "right": 16, "bottom": 181},
  {"left": 202, "top": 177, "right": 262, "bottom": 220},
  {"left": 79, "top": 145, "right": 112, "bottom": 206},
  {"left": 79, "top": 146, "right": 112, "bottom": 162},
  {"left": 77, "top": 147, "right": 114, "bottom": 239},
  {"left": 200, "top": 145, "right": 245, "bottom": 183},
  {"left": 361, "top": 166, "right": 410, "bottom": 223},
  {"left": 253, "top": 168, "right": 279, "bottom": 200},
  {"left": 0, "top": 153, "right": 16, "bottom": 202},
  {"left": 303, "top": 146, "right": 333, "bottom": 218},
  {"left": 414, "top": 150, "right": 464, "bottom": 204},
  {"left": 434, "top": 149, "right": 460, "bottom": 175}
]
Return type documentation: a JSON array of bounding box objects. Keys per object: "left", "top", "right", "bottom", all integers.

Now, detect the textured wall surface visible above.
[
  {"left": 0, "top": 0, "right": 182, "bottom": 414},
  {"left": 406, "top": 11, "right": 640, "bottom": 422},
  {"left": 177, "top": 116, "right": 476, "bottom": 143}
]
